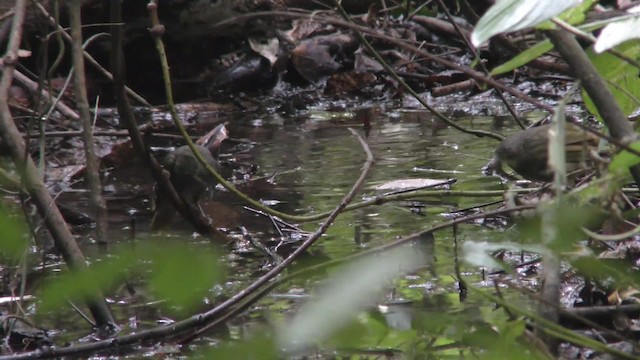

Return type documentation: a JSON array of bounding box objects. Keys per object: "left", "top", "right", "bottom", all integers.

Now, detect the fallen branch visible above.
[{"left": 10, "top": 69, "right": 79, "bottom": 120}]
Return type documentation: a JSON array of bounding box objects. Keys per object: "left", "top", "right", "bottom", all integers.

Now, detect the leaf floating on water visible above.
[{"left": 372, "top": 178, "right": 450, "bottom": 191}]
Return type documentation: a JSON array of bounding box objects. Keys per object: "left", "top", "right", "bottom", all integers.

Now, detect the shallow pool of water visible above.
[{"left": 32, "top": 105, "right": 550, "bottom": 355}]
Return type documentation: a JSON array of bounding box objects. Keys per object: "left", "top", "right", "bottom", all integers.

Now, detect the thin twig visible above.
[
  {"left": 333, "top": 0, "right": 503, "bottom": 141},
  {"left": 0, "top": 0, "right": 115, "bottom": 331},
  {"left": 35, "top": 2, "right": 150, "bottom": 106},
  {"left": 10, "top": 69, "right": 79, "bottom": 120},
  {"left": 69, "top": 0, "right": 108, "bottom": 245},
  {"left": 240, "top": 226, "right": 283, "bottom": 263},
  {"left": 435, "top": 0, "right": 525, "bottom": 130}
]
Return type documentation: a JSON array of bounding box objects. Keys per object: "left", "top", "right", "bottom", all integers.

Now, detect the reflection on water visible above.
[{"left": 47, "top": 107, "right": 546, "bottom": 348}]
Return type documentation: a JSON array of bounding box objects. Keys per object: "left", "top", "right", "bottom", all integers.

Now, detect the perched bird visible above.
[
  {"left": 486, "top": 123, "right": 599, "bottom": 182},
  {"left": 151, "top": 123, "right": 228, "bottom": 230}
]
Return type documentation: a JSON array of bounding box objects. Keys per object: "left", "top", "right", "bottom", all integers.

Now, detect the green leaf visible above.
[
  {"left": 500, "top": 319, "right": 526, "bottom": 341},
  {"left": 491, "top": 40, "right": 553, "bottom": 76},
  {"left": 609, "top": 140, "right": 640, "bottom": 174},
  {"left": 516, "top": 200, "right": 602, "bottom": 253},
  {"left": 584, "top": 41, "right": 640, "bottom": 121},
  {"left": 38, "top": 242, "right": 223, "bottom": 316},
  {"left": 572, "top": 256, "right": 640, "bottom": 287},
  {"left": 548, "top": 99, "right": 568, "bottom": 186},
  {"left": 520, "top": 201, "right": 600, "bottom": 253},
  {"left": 0, "top": 205, "right": 29, "bottom": 259},
  {"left": 461, "top": 322, "right": 501, "bottom": 348},
  {"left": 490, "top": 10, "right": 627, "bottom": 76},
  {"left": 147, "top": 243, "right": 223, "bottom": 314},
  {"left": 594, "top": 13, "right": 640, "bottom": 53},
  {"left": 327, "top": 313, "right": 390, "bottom": 348},
  {"left": 536, "top": 0, "right": 597, "bottom": 29},
  {"left": 38, "top": 251, "right": 136, "bottom": 313},
  {"left": 471, "top": 0, "right": 581, "bottom": 46},
  {"left": 277, "top": 246, "right": 425, "bottom": 352}
]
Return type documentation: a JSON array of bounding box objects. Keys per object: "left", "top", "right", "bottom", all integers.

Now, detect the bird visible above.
[
  {"left": 486, "top": 123, "right": 599, "bottom": 182},
  {"left": 150, "top": 123, "right": 228, "bottom": 231}
]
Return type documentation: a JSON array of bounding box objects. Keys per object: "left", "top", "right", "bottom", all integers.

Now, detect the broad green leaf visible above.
[
  {"left": 461, "top": 322, "right": 501, "bottom": 348},
  {"left": 326, "top": 313, "right": 390, "bottom": 348},
  {"left": 567, "top": 173, "right": 622, "bottom": 206},
  {"left": 556, "top": 0, "right": 596, "bottom": 24},
  {"left": 38, "top": 251, "right": 136, "bottom": 313},
  {"left": 584, "top": 41, "right": 640, "bottom": 121},
  {"left": 572, "top": 256, "right": 640, "bottom": 287},
  {"left": 609, "top": 140, "right": 640, "bottom": 174},
  {"left": 490, "top": 40, "right": 553, "bottom": 76},
  {"left": 147, "top": 244, "right": 222, "bottom": 314},
  {"left": 536, "top": 0, "right": 596, "bottom": 29},
  {"left": 38, "top": 243, "right": 223, "bottom": 315},
  {"left": 501, "top": 319, "right": 526, "bottom": 341},
  {"left": 0, "top": 205, "right": 28, "bottom": 259},
  {"left": 277, "top": 246, "right": 425, "bottom": 352},
  {"left": 490, "top": 13, "right": 628, "bottom": 76},
  {"left": 519, "top": 201, "right": 599, "bottom": 253},
  {"left": 548, "top": 99, "right": 567, "bottom": 187},
  {"left": 594, "top": 12, "right": 640, "bottom": 53},
  {"left": 471, "top": 0, "right": 582, "bottom": 47},
  {"left": 462, "top": 320, "right": 539, "bottom": 359}
]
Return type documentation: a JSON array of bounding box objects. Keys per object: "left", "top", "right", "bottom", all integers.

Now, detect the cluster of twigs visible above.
[{"left": 0, "top": 0, "right": 115, "bottom": 331}]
